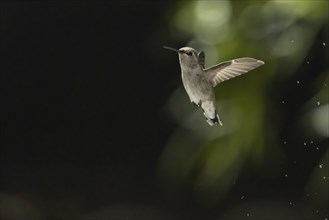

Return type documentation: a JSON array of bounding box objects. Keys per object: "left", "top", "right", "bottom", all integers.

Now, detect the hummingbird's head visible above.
[
  {"left": 163, "top": 46, "right": 200, "bottom": 69},
  {"left": 177, "top": 47, "right": 199, "bottom": 68}
]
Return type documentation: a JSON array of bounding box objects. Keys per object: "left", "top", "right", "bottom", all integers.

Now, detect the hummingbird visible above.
[{"left": 163, "top": 46, "right": 265, "bottom": 126}]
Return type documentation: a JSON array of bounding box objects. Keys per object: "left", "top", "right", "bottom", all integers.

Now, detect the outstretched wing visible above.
[
  {"left": 198, "top": 51, "right": 205, "bottom": 69},
  {"left": 204, "top": 58, "right": 264, "bottom": 87}
]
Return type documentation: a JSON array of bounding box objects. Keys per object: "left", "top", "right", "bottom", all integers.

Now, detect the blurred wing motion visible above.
[
  {"left": 198, "top": 51, "right": 205, "bottom": 69},
  {"left": 204, "top": 58, "right": 265, "bottom": 87}
]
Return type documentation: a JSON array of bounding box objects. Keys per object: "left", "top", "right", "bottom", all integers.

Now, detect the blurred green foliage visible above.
[{"left": 158, "top": 0, "right": 328, "bottom": 214}]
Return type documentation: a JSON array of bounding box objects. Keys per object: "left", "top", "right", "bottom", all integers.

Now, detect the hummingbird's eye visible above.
[{"left": 186, "top": 52, "right": 192, "bottom": 56}]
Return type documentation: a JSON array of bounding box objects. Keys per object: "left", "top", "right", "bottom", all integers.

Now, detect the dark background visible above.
[{"left": 1, "top": 2, "right": 328, "bottom": 220}]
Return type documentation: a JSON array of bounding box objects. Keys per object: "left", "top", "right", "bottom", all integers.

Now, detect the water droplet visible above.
[
  {"left": 241, "top": 196, "right": 245, "bottom": 199},
  {"left": 324, "top": 176, "right": 326, "bottom": 180},
  {"left": 316, "top": 147, "right": 319, "bottom": 150},
  {"left": 289, "top": 201, "right": 293, "bottom": 205},
  {"left": 307, "top": 61, "right": 310, "bottom": 64},
  {"left": 319, "top": 164, "right": 323, "bottom": 168},
  {"left": 304, "top": 142, "right": 307, "bottom": 146},
  {"left": 297, "top": 80, "right": 300, "bottom": 84},
  {"left": 247, "top": 213, "right": 250, "bottom": 217},
  {"left": 323, "top": 42, "right": 326, "bottom": 46},
  {"left": 325, "top": 217, "right": 327, "bottom": 220},
  {"left": 285, "top": 174, "right": 288, "bottom": 177},
  {"left": 283, "top": 141, "right": 287, "bottom": 145},
  {"left": 316, "top": 210, "right": 319, "bottom": 213},
  {"left": 310, "top": 140, "right": 313, "bottom": 144},
  {"left": 292, "top": 40, "right": 295, "bottom": 43},
  {"left": 317, "top": 101, "right": 321, "bottom": 106},
  {"left": 282, "top": 100, "right": 285, "bottom": 104}
]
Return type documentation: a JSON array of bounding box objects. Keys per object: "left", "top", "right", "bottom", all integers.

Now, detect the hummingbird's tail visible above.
[{"left": 201, "top": 101, "right": 223, "bottom": 126}]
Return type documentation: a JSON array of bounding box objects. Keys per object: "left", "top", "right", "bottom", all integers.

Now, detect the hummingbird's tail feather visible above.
[{"left": 201, "top": 101, "right": 223, "bottom": 126}]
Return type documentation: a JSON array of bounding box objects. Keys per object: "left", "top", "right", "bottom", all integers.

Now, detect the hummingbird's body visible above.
[
  {"left": 164, "top": 46, "right": 264, "bottom": 126},
  {"left": 180, "top": 55, "right": 220, "bottom": 125}
]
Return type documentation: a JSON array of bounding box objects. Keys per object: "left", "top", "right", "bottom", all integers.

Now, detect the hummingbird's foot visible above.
[
  {"left": 203, "top": 110, "right": 223, "bottom": 126},
  {"left": 210, "top": 117, "right": 219, "bottom": 124}
]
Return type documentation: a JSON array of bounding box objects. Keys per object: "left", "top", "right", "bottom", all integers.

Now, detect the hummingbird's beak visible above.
[{"left": 163, "top": 46, "right": 180, "bottom": 53}]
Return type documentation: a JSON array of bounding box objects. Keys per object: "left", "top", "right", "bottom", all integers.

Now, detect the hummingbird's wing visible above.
[
  {"left": 204, "top": 58, "right": 264, "bottom": 87},
  {"left": 198, "top": 51, "right": 205, "bottom": 69}
]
